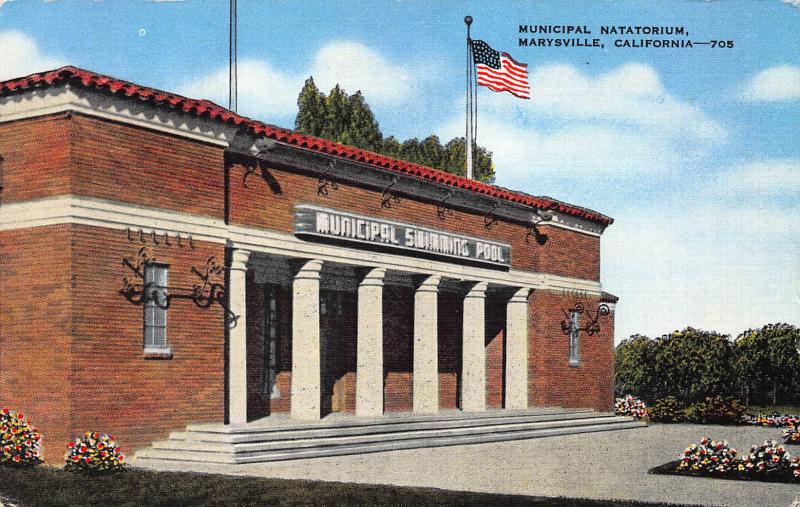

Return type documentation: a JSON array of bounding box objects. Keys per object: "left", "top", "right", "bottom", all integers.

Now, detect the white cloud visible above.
[
  {"left": 785, "top": 0, "right": 800, "bottom": 9},
  {"left": 739, "top": 65, "right": 800, "bottom": 102},
  {"left": 438, "top": 63, "right": 726, "bottom": 185},
  {"left": 179, "top": 41, "right": 418, "bottom": 122},
  {"left": 0, "top": 31, "right": 64, "bottom": 80},
  {"left": 180, "top": 59, "right": 301, "bottom": 118},
  {"left": 309, "top": 41, "right": 416, "bottom": 105},
  {"left": 715, "top": 159, "right": 800, "bottom": 194}
]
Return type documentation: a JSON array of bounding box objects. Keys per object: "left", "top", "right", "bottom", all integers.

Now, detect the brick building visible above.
[{"left": 0, "top": 67, "right": 620, "bottom": 461}]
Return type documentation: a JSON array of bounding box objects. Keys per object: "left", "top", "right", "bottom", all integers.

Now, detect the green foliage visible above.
[
  {"left": 615, "top": 328, "right": 739, "bottom": 404},
  {"left": 684, "top": 396, "right": 747, "bottom": 425},
  {"left": 613, "top": 334, "right": 654, "bottom": 399},
  {"left": 294, "top": 78, "right": 495, "bottom": 182},
  {"left": 649, "top": 397, "right": 687, "bottom": 423},
  {"left": 734, "top": 323, "right": 800, "bottom": 406},
  {"left": 651, "top": 328, "right": 736, "bottom": 403}
]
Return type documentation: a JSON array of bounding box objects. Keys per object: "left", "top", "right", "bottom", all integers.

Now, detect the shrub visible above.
[
  {"left": 0, "top": 408, "right": 42, "bottom": 467},
  {"left": 615, "top": 395, "right": 648, "bottom": 419},
  {"left": 64, "top": 432, "right": 126, "bottom": 474},
  {"left": 678, "top": 437, "right": 738, "bottom": 474},
  {"left": 739, "top": 440, "right": 794, "bottom": 479},
  {"left": 649, "top": 397, "right": 686, "bottom": 423},
  {"left": 684, "top": 396, "right": 746, "bottom": 424},
  {"left": 784, "top": 427, "right": 800, "bottom": 445}
]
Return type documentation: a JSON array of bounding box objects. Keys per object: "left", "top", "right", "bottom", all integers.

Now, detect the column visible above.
[
  {"left": 461, "top": 282, "right": 488, "bottom": 412},
  {"left": 413, "top": 275, "right": 441, "bottom": 413},
  {"left": 291, "top": 259, "right": 324, "bottom": 420},
  {"left": 228, "top": 249, "right": 250, "bottom": 425},
  {"left": 506, "top": 287, "right": 531, "bottom": 410},
  {"left": 356, "top": 268, "right": 386, "bottom": 417}
]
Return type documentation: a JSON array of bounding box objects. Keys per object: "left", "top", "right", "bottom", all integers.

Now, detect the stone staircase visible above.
[{"left": 134, "top": 408, "right": 646, "bottom": 466}]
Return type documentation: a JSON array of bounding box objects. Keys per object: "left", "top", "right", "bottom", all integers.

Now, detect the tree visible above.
[
  {"left": 295, "top": 77, "right": 325, "bottom": 137},
  {"left": 651, "top": 327, "right": 736, "bottom": 403},
  {"left": 735, "top": 324, "right": 800, "bottom": 405},
  {"left": 341, "top": 91, "right": 382, "bottom": 152},
  {"left": 293, "top": 78, "right": 496, "bottom": 182},
  {"left": 614, "top": 334, "right": 655, "bottom": 400}
]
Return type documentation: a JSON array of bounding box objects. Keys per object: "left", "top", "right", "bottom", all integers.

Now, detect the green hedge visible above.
[{"left": 615, "top": 324, "right": 800, "bottom": 406}]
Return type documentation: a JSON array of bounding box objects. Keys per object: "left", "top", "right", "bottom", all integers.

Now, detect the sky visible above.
[{"left": 1, "top": 0, "right": 798, "bottom": 342}]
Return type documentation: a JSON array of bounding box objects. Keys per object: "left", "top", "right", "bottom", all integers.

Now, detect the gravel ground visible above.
[{"left": 137, "top": 424, "right": 800, "bottom": 507}]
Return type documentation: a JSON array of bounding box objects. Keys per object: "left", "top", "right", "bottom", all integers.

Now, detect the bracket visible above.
[
  {"left": 242, "top": 164, "right": 260, "bottom": 188},
  {"left": 317, "top": 161, "right": 340, "bottom": 196},
  {"left": 381, "top": 176, "right": 401, "bottom": 209},
  {"left": 436, "top": 190, "right": 454, "bottom": 220},
  {"left": 483, "top": 201, "right": 500, "bottom": 229}
]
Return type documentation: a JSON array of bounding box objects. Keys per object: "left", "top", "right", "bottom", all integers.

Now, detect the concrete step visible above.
[
  {"left": 153, "top": 415, "right": 633, "bottom": 454},
  {"left": 170, "top": 410, "right": 607, "bottom": 444},
  {"left": 135, "top": 419, "right": 645, "bottom": 465}
]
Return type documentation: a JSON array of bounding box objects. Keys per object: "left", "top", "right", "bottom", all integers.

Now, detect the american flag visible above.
[{"left": 471, "top": 39, "right": 530, "bottom": 99}]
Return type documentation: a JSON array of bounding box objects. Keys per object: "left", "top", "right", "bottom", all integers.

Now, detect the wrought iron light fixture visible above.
[{"left": 560, "top": 301, "right": 610, "bottom": 337}]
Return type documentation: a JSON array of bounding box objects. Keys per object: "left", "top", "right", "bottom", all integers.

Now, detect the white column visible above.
[
  {"left": 461, "top": 282, "right": 488, "bottom": 412},
  {"left": 506, "top": 287, "right": 531, "bottom": 410},
  {"left": 228, "top": 249, "right": 250, "bottom": 425},
  {"left": 291, "top": 259, "right": 324, "bottom": 420},
  {"left": 356, "top": 268, "right": 386, "bottom": 417},
  {"left": 413, "top": 275, "right": 441, "bottom": 413}
]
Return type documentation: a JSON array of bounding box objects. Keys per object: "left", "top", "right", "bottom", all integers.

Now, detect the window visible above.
[
  {"left": 143, "top": 263, "right": 169, "bottom": 353},
  {"left": 262, "top": 286, "right": 280, "bottom": 399},
  {"left": 569, "top": 311, "right": 580, "bottom": 366}
]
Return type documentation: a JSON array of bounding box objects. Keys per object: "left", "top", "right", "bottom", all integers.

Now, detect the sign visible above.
[{"left": 294, "top": 205, "right": 512, "bottom": 267}]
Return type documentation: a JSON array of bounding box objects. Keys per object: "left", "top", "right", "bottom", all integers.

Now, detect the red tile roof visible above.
[{"left": 0, "top": 66, "right": 612, "bottom": 225}]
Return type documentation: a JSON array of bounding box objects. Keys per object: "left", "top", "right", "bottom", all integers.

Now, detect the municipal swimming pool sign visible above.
[{"left": 294, "top": 205, "right": 512, "bottom": 267}]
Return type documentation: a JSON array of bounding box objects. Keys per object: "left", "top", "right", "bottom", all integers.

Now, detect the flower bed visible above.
[
  {"left": 0, "top": 409, "right": 42, "bottom": 467},
  {"left": 741, "top": 413, "right": 800, "bottom": 428},
  {"left": 615, "top": 395, "right": 648, "bottom": 419},
  {"left": 64, "top": 432, "right": 126, "bottom": 474},
  {"left": 651, "top": 438, "right": 800, "bottom": 484},
  {"left": 784, "top": 427, "right": 800, "bottom": 445}
]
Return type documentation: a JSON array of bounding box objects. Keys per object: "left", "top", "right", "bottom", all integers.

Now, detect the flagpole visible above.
[
  {"left": 229, "top": 0, "right": 238, "bottom": 113},
  {"left": 465, "top": 15, "right": 474, "bottom": 180}
]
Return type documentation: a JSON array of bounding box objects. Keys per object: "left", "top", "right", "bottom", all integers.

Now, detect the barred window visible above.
[
  {"left": 144, "top": 263, "right": 169, "bottom": 352},
  {"left": 569, "top": 311, "right": 580, "bottom": 366}
]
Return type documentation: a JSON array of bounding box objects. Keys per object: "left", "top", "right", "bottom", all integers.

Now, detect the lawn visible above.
[{"left": 0, "top": 467, "right": 690, "bottom": 507}]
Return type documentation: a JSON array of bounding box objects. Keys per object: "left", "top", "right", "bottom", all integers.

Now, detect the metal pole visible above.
[
  {"left": 465, "top": 16, "right": 473, "bottom": 180},
  {"left": 229, "top": 0, "right": 238, "bottom": 113}
]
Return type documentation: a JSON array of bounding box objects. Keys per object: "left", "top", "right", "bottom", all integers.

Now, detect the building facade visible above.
[{"left": 0, "top": 67, "right": 618, "bottom": 460}]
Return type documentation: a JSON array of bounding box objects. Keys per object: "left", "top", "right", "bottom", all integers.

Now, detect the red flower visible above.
[
  {"left": 84, "top": 457, "right": 92, "bottom": 463},
  {"left": 100, "top": 451, "right": 108, "bottom": 458},
  {"left": 114, "top": 447, "right": 121, "bottom": 453},
  {"left": 79, "top": 446, "right": 87, "bottom": 453},
  {"left": 12, "top": 455, "right": 20, "bottom": 462},
  {"left": 93, "top": 432, "right": 99, "bottom": 439},
  {"left": 72, "top": 455, "right": 80, "bottom": 462},
  {"left": 67, "top": 442, "right": 75, "bottom": 448},
  {"left": 2, "top": 409, "right": 8, "bottom": 415}
]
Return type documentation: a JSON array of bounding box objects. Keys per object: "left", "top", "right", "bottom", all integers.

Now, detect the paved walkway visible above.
[{"left": 137, "top": 423, "right": 800, "bottom": 506}]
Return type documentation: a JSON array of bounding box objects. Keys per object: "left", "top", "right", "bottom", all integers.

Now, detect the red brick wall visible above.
[
  {"left": 0, "top": 225, "right": 73, "bottom": 462},
  {"left": 486, "top": 294, "right": 506, "bottom": 409},
  {"left": 528, "top": 290, "right": 615, "bottom": 412},
  {"left": 383, "top": 285, "right": 413, "bottom": 412},
  {"left": 0, "top": 115, "right": 72, "bottom": 203},
  {"left": 69, "top": 115, "right": 226, "bottom": 218},
  {"left": 68, "top": 225, "right": 226, "bottom": 455}
]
